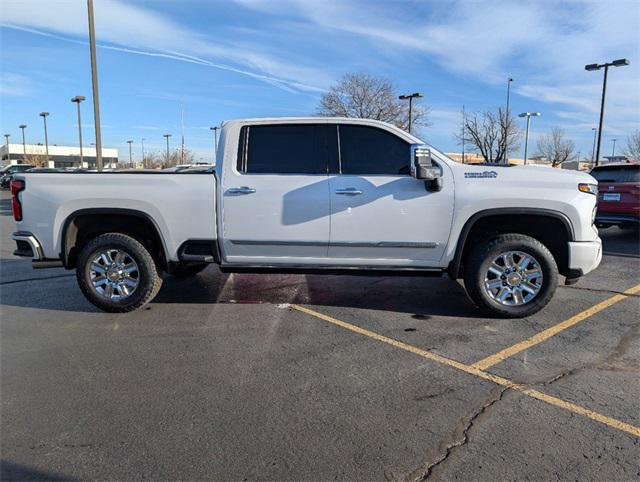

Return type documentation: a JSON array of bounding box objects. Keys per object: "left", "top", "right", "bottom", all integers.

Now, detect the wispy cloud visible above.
[
  {"left": 0, "top": 0, "right": 327, "bottom": 93},
  {"left": 0, "top": 72, "right": 33, "bottom": 97}
]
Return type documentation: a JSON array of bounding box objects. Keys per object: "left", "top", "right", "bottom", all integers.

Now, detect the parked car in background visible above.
[
  {"left": 0, "top": 164, "right": 34, "bottom": 188},
  {"left": 590, "top": 163, "right": 640, "bottom": 230}
]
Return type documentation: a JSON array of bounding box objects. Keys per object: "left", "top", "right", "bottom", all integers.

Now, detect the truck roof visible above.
[{"left": 222, "top": 116, "right": 424, "bottom": 145}]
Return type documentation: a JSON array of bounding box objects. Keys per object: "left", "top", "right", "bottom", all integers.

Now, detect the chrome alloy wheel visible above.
[
  {"left": 484, "top": 250, "right": 543, "bottom": 306},
  {"left": 89, "top": 249, "right": 139, "bottom": 300}
]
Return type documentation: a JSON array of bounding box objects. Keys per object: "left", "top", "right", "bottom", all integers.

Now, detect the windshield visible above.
[{"left": 591, "top": 165, "right": 640, "bottom": 183}]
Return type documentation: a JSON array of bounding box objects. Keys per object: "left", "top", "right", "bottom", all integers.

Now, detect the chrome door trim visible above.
[{"left": 230, "top": 240, "right": 438, "bottom": 248}]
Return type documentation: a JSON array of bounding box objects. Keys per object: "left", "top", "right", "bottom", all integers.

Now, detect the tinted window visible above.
[
  {"left": 240, "top": 124, "right": 326, "bottom": 174},
  {"left": 338, "top": 125, "right": 410, "bottom": 175},
  {"left": 591, "top": 166, "right": 640, "bottom": 183}
]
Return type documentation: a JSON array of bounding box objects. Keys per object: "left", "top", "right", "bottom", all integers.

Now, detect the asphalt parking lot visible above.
[{"left": 1, "top": 190, "right": 639, "bottom": 481}]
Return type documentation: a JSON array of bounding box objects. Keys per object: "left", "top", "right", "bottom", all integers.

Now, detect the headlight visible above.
[{"left": 578, "top": 183, "right": 598, "bottom": 195}]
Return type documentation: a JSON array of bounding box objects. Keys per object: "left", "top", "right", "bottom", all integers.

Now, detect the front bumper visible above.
[{"left": 567, "top": 238, "right": 602, "bottom": 277}]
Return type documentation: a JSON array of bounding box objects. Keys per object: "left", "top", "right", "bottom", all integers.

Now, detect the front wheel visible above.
[
  {"left": 463, "top": 234, "right": 558, "bottom": 318},
  {"left": 76, "top": 233, "right": 163, "bottom": 312}
]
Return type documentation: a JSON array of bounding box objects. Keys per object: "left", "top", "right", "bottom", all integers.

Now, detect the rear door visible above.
[
  {"left": 327, "top": 124, "right": 454, "bottom": 266},
  {"left": 220, "top": 123, "right": 332, "bottom": 264}
]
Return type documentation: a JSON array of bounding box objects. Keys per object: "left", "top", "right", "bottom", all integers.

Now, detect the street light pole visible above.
[
  {"left": 503, "top": 77, "right": 513, "bottom": 164},
  {"left": 71, "top": 96, "right": 86, "bottom": 167},
  {"left": 3, "top": 134, "right": 10, "bottom": 163},
  {"left": 127, "top": 140, "right": 133, "bottom": 165},
  {"left": 585, "top": 58, "right": 630, "bottom": 166},
  {"left": 591, "top": 128, "right": 598, "bottom": 165},
  {"left": 398, "top": 92, "right": 423, "bottom": 134},
  {"left": 209, "top": 126, "right": 218, "bottom": 159},
  {"left": 163, "top": 134, "right": 172, "bottom": 162},
  {"left": 39, "top": 112, "right": 50, "bottom": 158},
  {"left": 518, "top": 112, "right": 541, "bottom": 165},
  {"left": 612, "top": 138, "right": 617, "bottom": 157},
  {"left": 141, "top": 138, "right": 145, "bottom": 164},
  {"left": 87, "top": 0, "right": 103, "bottom": 172},
  {"left": 18, "top": 125, "right": 27, "bottom": 158}
]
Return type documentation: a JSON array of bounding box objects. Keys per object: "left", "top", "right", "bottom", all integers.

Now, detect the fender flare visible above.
[
  {"left": 60, "top": 208, "right": 169, "bottom": 268},
  {"left": 447, "top": 207, "right": 575, "bottom": 278}
]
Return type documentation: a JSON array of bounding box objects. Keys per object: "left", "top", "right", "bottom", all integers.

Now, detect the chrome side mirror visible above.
[{"left": 412, "top": 146, "right": 442, "bottom": 192}]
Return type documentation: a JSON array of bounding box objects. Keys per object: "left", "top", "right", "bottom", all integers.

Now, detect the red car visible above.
[{"left": 591, "top": 163, "right": 640, "bottom": 230}]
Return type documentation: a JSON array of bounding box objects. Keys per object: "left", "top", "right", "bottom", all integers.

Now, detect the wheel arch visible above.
[
  {"left": 448, "top": 208, "right": 575, "bottom": 279},
  {"left": 61, "top": 208, "right": 169, "bottom": 270}
]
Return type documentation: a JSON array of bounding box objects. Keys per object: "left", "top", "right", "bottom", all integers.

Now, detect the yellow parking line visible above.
[
  {"left": 290, "top": 303, "right": 640, "bottom": 439},
  {"left": 472, "top": 283, "right": 640, "bottom": 370}
]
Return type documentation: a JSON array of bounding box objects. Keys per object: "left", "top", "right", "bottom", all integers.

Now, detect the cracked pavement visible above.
[{"left": 1, "top": 191, "right": 639, "bottom": 480}]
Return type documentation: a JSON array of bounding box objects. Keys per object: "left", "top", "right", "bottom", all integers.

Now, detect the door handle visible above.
[
  {"left": 227, "top": 186, "right": 256, "bottom": 194},
  {"left": 335, "top": 188, "right": 363, "bottom": 195}
]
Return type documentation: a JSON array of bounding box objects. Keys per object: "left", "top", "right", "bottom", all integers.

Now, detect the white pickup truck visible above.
[{"left": 11, "top": 117, "right": 602, "bottom": 317}]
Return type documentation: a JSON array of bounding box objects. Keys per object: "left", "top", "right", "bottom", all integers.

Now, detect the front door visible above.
[
  {"left": 327, "top": 124, "right": 454, "bottom": 267},
  {"left": 220, "top": 123, "right": 332, "bottom": 264}
]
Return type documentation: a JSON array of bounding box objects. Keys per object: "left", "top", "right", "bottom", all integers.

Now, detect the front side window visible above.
[
  {"left": 238, "top": 124, "right": 327, "bottom": 174},
  {"left": 338, "top": 125, "right": 410, "bottom": 175}
]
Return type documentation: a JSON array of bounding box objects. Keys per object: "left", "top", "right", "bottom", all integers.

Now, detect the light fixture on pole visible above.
[
  {"left": 163, "top": 134, "right": 172, "bottom": 161},
  {"left": 3, "top": 134, "right": 10, "bottom": 163},
  {"left": 612, "top": 138, "right": 617, "bottom": 157},
  {"left": 39, "top": 112, "right": 50, "bottom": 157},
  {"left": 518, "top": 112, "right": 541, "bottom": 165},
  {"left": 71, "top": 96, "right": 86, "bottom": 167},
  {"left": 591, "top": 127, "right": 598, "bottom": 165},
  {"left": 126, "top": 140, "right": 133, "bottom": 165},
  {"left": 209, "top": 126, "right": 219, "bottom": 158},
  {"left": 585, "top": 58, "right": 630, "bottom": 166},
  {"left": 398, "top": 92, "right": 423, "bottom": 134},
  {"left": 18, "top": 124, "right": 27, "bottom": 157},
  {"left": 87, "top": 0, "right": 103, "bottom": 172}
]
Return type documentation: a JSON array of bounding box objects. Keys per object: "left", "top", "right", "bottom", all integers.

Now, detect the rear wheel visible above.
[
  {"left": 463, "top": 233, "right": 558, "bottom": 318},
  {"left": 76, "top": 233, "right": 163, "bottom": 312}
]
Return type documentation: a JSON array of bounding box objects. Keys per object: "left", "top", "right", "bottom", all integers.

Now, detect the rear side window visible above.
[
  {"left": 237, "top": 124, "right": 326, "bottom": 174},
  {"left": 591, "top": 166, "right": 640, "bottom": 183},
  {"left": 338, "top": 125, "right": 410, "bottom": 175}
]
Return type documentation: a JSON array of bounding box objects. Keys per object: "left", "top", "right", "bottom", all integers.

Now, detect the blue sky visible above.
[{"left": 1, "top": 0, "right": 638, "bottom": 162}]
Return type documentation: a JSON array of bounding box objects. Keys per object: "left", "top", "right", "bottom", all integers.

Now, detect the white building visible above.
[{"left": 0, "top": 143, "right": 118, "bottom": 169}]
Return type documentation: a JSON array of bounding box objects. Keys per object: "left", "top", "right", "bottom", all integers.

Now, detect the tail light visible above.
[{"left": 10, "top": 179, "right": 25, "bottom": 221}]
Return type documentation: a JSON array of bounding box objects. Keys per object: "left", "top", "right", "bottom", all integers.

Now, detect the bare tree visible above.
[
  {"left": 316, "top": 72, "right": 430, "bottom": 131},
  {"left": 455, "top": 108, "right": 520, "bottom": 163},
  {"left": 535, "top": 127, "right": 578, "bottom": 167},
  {"left": 22, "top": 153, "right": 49, "bottom": 168},
  {"left": 623, "top": 130, "right": 640, "bottom": 160}
]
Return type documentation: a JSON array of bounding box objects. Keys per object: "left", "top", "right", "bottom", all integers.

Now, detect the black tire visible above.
[
  {"left": 76, "top": 233, "right": 163, "bottom": 313},
  {"left": 170, "top": 263, "right": 208, "bottom": 278},
  {"left": 463, "top": 233, "right": 558, "bottom": 318}
]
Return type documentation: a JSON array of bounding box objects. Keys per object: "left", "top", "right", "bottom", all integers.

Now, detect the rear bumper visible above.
[
  {"left": 567, "top": 238, "right": 602, "bottom": 277},
  {"left": 12, "top": 231, "right": 44, "bottom": 260}
]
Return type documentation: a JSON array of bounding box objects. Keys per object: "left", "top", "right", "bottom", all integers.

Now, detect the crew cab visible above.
[{"left": 11, "top": 117, "right": 602, "bottom": 317}]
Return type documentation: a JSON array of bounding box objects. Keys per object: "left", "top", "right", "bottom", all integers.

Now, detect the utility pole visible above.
[
  {"left": 141, "top": 138, "right": 146, "bottom": 165},
  {"left": 39, "top": 112, "right": 50, "bottom": 157},
  {"left": 87, "top": 0, "right": 103, "bottom": 171},
  {"left": 3, "top": 134, "right": 10, "bottom": 163},
  {"left": 71, "top": 96, "right": 86, "bottom": 167},
  {"left": 585, "top": 58, "right": 630, "bottom": 166},
  {"left": 398, "top": 92, "right": 423, "bottom": 134},
  {"left": 19, "top": 125, "right": 27, "bottom": 159}
]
